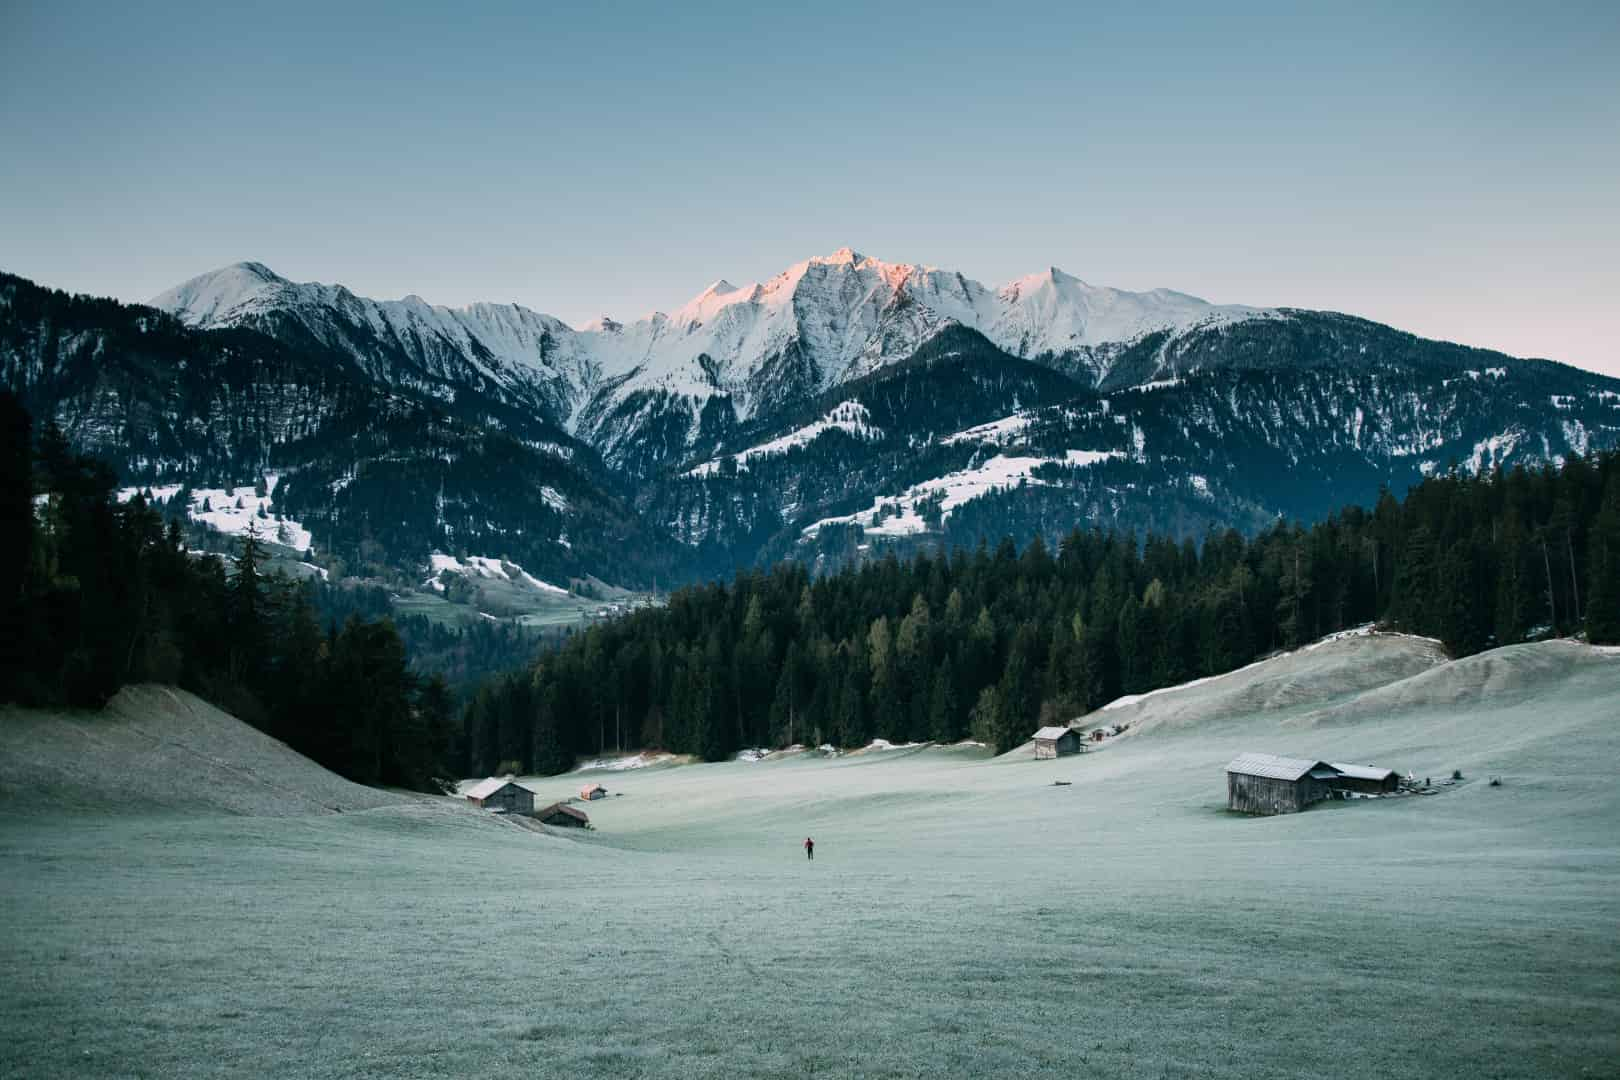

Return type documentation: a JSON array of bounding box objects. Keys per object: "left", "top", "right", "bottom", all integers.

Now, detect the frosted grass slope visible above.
[{"left": 3, "top": 635, "right": 1617, "bottom": 1078}]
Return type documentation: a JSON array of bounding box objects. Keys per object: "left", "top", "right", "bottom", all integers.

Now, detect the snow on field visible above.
[
  {"left": 803, "top": 450, "right": 1121, "bottom": 537},
  {"left": 115, "top": 484, "right": 184, "bottom": 504},
  {"left": 185, "top": 477, "right": 313, "bottom": 552},
  {"left": 686, "top": 401, "right": 880, "bottom": 477},
  {"left": 116, "top": 481, "right": 313, "bottom": 553},
  {"left": 1131, "top": 377, "right": 1183, "bottom": 392},
  {"left": 942, "top": 413, "right": 1033, "bottom": 446},
  {"left": 426, "top": 552, "right": 569, "bottom": 596},
  {"left": 736, "top": 745, "right": 811, "bottom": 763},
  {"left": 576, "top": 751, "right": 678, "bottom": 771}
]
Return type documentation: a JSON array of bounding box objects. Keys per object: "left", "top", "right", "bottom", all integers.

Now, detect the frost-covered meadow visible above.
[{"left": 3, "top": 636, "right": 1618, "bottom": 1078}]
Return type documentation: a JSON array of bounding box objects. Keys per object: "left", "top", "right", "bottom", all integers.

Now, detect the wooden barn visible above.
[
  {"left": 1329, "top": 761, "right": 1400, "bottom": 794},
  {"left": 1032, "top": 726, "right": 1083, "bottom": 759},
  {"left": 580, "top": 783, "right": 607, "bottom": 801},
  {"left": 465, "top": 778, "right": 535, "bottom": 814},
  {"left": 1225, "top": 753, "right": 1342, "bottom": 815},
  {"left": 535, "top": 802, "right": 589, "bottom": 828}
]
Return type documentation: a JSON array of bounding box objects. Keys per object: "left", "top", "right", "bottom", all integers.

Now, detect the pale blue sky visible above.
[{"left": 4, "top": 1, "right": 1617, "bottom": 373}]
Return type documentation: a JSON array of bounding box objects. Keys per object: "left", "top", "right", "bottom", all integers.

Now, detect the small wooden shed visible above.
[
  {"left": 465, "top": 778, "right": 535, "bottom": 814},
  {"left": 1328, "top": 761, "right": 1400, "bottom": 795},
  {"left": 580, "top": 783, "right": 607, "bottom": 801},
  {"left": 535, "top": 802, "right": 589, "bottom": 828},
  {"left": 1032, "top": 726, "right": 1083, "bottom": 759},
  {"left": 1225, "top": 753, "right": 1341, "bottom": 815}
]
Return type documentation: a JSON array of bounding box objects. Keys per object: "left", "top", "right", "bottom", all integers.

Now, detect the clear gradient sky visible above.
[{"left": 4, "top": 1, "right": 1617, "bottom": 374}]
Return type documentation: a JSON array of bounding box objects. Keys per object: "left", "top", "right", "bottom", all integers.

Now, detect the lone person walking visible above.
[{"left": 803, "top": 837, "right": 814, "bottom": 861}]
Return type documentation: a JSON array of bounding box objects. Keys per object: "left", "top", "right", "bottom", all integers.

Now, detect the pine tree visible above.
[
  {"left": 927, "top": 663, "right": 958, "bottom": 743},
  {"left": 229, "top": 524, "right": 269, "bottom": 687},
  {"left": 1587, "top": 478, "right": 1620, "bottom": 644},
  {"left": 0, "top": 393, "right": 32, "bottom": 701}
]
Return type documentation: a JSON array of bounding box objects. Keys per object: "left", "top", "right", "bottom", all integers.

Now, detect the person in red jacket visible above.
[{"left": 803, "top": 837, "right": 814, "bottom": 861}]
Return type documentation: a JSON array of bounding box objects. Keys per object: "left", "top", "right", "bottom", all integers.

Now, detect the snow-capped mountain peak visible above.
[
  {"left": 813, "top": 246, "right": 866, "bottom": 266},
  {"left": 151, "top": 261, "right": 292, "bottom": 326},
  {"left": 148, "top": 249, "right": 1284, "bottom": 468}
]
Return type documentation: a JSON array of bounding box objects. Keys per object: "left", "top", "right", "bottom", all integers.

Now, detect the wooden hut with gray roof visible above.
[
  {"left": 465, "top": 778, "right": 535, "bottom": 814},
  {"left": 1031, "top": 726, "right": 1083, "bottom": 759},
  {"left": 1225, "top": 753, "right": 1342, "bottom": 815},
  {"left": 1328, "top": 762, "right": 1400, "bottom": 795},
  {"left": 535, "top": 802, "right": 589, "bottom": 828}
]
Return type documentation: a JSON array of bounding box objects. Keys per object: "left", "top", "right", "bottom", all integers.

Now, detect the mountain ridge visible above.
[
  {"left": 151, "top": 251, "right": 1276, "bottom": 464},
  {"left": 7, "top": 257, "right": 1620, "bottom": 593}
]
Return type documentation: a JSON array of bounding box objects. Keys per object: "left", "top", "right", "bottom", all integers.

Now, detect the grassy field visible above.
[{"left": 3, "top": 636, "right": 1618, "bottom": 1078}]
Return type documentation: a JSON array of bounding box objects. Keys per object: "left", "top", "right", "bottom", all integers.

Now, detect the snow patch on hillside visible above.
[
  {"left": 802, "top": 450, "right": 1120, "bottom": 539},
  {"left": 115, "top": 484, "right": 184, "bottom": 505},
  {"left": 426, "top": 553, "right": 570, "bottom": 595},
  {"left": 942, "top": 413, "right": 1033, "bottom": 446},
  {"left": 183, "top": 477, "right": 312, "bottom": 552},
  {"left": 1467, "top": 432, "right": 1522, "bottom": 474},
  {"left": 686, "top": 402, "right": 880, "bottom": 477}
]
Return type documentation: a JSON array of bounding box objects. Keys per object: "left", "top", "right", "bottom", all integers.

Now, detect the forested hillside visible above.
[
  {"left": 0, "top": 393, "right": 456, "bottom": 791},
  {"left": 466, "top": 450, "right": 1620, "bottom": 771}
]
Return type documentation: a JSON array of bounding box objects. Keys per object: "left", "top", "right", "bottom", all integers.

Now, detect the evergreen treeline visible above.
[
  {"left": 294, "top": 578, "right": 549, "bottom": 700},
  {"left": 466, "top": 450, "right": 1620, "bottom": 770},
  {"left": 0, "top": 393, "right": 455, "bottom": 791}
]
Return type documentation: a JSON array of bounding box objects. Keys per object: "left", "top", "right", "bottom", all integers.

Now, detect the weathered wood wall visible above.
[
  {"left": 1227, "top": 773, "right": 1323, "bottom": 815},
  {"left": 481, "top": 786, "right": 535, "bottom": 813}
]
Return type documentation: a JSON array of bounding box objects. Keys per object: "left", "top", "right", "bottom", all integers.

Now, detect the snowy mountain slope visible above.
[
  {"left": 150, "top": 250, "right": 1276, "bottom": 470},
  {"left": 154, "top": 261, "right": 597, "bottom": 423},
  {"left": 640, "top": 321, "right": 1620, "bottom": 573},
  {"left": 0, "top": 270, "right": 682, "bottom": 587},
  {"left": 14, "top": 251, "right": 1620, "bottom": 588}
]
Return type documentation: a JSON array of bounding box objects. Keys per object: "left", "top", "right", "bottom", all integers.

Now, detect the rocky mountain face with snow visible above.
[
  {"left": 0, "top": 271, "right": 683, "bottom": 586},
  {"left": 6, "top": 251, "right": 1620, "bottom": 586},
  {"left": 153, "top": 249, "right": 1271, "bottom": 477}
]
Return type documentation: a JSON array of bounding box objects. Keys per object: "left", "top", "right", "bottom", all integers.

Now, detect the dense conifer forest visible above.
[
  {"left": 0, "top": 393, "right": 457, "bottom": 791},
  {"left": 465, "top": 449, "right": 1620, "bottom": 772}
]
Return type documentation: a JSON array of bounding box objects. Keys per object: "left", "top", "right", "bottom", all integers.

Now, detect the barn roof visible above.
[
  {"left": 580, "top": 782, "right": 606, "bottom": 793},
  {"left": 537, "top": 802, "right": 588, "bottom": 822},
  {"left": 1032, "top": 726, "right": 1073, "bottom": 741},
  {"left": 1330, "top": 762, "right": 1396, "bottom": 781},
  {"left": 466, "top": 777, "right": 525, "bottom": 800},
  {"left": 1225, "top": 753, "right": 1342, "bottom": 782}
]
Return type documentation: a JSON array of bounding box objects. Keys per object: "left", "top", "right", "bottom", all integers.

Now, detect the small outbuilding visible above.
[
  {"left": 465, "top": 778, "right": 535, "bottom": 814},
  {"left": 1328, "top": 761, "right": 1400, "bottom": 795},
  {"left": 1225, "top": 753, "right": 1341, "bottom": 815},
  {"left": 1032, "top": 726, "right": 1083, "bottom": 759},
  {"left": 580, "top": 783, "right": 607, "bottom": 801},
  {"left": 535, "top": 802, "right": 590, "bottom": 828}
]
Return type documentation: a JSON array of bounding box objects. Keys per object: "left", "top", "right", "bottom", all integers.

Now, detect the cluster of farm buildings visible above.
[
  {"left": 463, "top": 778, "right": 609, "bottom": 826},
  {"left": 1223, "top": 752, "right": 1401, "bottom": 815},
  {"left": 1032, "top": 723, "right": 1410, "bottom": 816}
]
